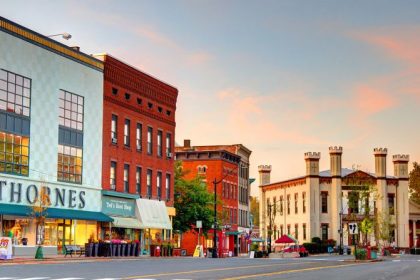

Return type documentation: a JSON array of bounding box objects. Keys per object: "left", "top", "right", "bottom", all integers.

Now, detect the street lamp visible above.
[
  {"left": 212, "top": 163, "right": 247, "bottom": 258},
  {"left": 47, "top": 33, "right": 72, "bottom": 40},
  {"left": 339, "top": 210, "right": 343, "bottom": 255}
]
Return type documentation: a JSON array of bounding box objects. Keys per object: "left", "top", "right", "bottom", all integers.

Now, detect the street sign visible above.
[
  {"left": 196, "top": 220, "right": 202, "bottom": 229},
  {"left": 348, "top": 223, "right": 358, "bottom": 235}
]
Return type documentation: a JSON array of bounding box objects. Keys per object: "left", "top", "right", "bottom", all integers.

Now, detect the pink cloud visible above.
[
  {"left": 187, "top": 52, "right": 213, "bottom": 65},
  {"left": 352, "top": 85, "right": 397, "bottom": 115}
]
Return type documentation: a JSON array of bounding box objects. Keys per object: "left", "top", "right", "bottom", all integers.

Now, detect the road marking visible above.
[
  {"left": 222, "top": 263, "right": 369, "bottom": 280},
  {"left": 18, "top": 278, "right": 50, "bottom": 280},
  {"left": 392, "top": 260, "right": 401, "bottom": 262},
  {"left": 121, "top": 261, "right": 317, "bottom": 279},
  {"left": 50, "top": 278, "right": 85, "bottom": 280}
]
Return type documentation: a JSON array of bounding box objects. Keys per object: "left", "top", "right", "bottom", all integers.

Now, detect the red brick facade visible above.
[{"left": 98, "top": 54, "right": 177, "bottom": 206}]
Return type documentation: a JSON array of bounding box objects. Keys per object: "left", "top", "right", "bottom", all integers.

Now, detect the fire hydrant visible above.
[{"left": 155, "top": 246, "right": 161, "bottom": 257}]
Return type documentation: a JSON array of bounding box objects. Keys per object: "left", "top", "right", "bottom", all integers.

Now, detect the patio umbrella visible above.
[{"left": 275, "top": 234, "right": 296, "bottom": 244}]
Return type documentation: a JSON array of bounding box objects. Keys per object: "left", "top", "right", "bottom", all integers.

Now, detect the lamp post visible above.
[
  {"left": 47, "top": 33, "right": 72, "bottom": 40},
  {"left": 212, "top": 163, "right": 246, "bottom": 258},
  {"left": 339, "top": 210, "right": 343, "bottom": 255}
]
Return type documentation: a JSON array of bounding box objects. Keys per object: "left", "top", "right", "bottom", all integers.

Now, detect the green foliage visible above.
[
  {"left": 355, "top": 248, "right": 367, "bottom": 260},
  {"left": 311, "top": 237, "right": 321, "bottom": 244},
  {"left": 250, "top": 243, "right": 259, "bottom": 251},
  {"left": 173, "top": 161, "right": 216, "bottom": 233},
  {"left": 409, "top": 162, "right": 420, "bottom": 204},
  {"left": 303, "top": 242, "right": 318, "bottom": 254},
  {"left": 249, "top": 196, "right": 259, "bottom": 226}
]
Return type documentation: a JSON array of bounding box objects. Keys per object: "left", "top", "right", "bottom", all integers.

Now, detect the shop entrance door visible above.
[{"left": 57, "top": 219, "right": 73, "bottom": 253}]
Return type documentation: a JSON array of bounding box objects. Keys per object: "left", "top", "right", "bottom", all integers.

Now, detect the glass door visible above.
[{"left": 57, "top": 219, "right": 73, "bottom": 253}]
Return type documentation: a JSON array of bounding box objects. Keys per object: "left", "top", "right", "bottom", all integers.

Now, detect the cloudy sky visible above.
[{"left": 2, "top": 0, "right": 419, "bottom": 196}]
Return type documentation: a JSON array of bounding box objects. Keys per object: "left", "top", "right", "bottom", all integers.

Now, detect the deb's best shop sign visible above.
[{"left": 102, "top": 196, "right": 135, "bottom": 217}]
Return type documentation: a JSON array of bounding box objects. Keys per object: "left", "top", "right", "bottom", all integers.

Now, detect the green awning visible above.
[
  {"left": 251, "top": 238, "right": 264, "bottom": 242},
  {"left": 0, "top": 203, "right": 113, "bottom": 222},
  {"left": 112, "top": 216, "right": 143, "bottom": 229},
  {"left": 226, "top": 231, "right": 240, "bottom": 236}
]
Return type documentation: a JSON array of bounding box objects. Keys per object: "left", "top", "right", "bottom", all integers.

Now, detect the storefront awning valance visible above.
[
  {"left": 135, "top": 199, "right": 172, "bottom": 230},
  {"left": 112, "top": 216, "right": 143, "bottom": 229},
  {"left": 0, "top": 203, "right": 113, "bottom": 222}
]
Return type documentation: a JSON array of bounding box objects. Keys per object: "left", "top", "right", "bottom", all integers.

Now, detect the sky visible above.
[{"left": 1, "top": 0, "right": 419, "bottom": 196}]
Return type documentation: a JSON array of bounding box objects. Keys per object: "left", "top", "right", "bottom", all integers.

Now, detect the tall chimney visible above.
[
  {"left": 374, "top": 148, "right": 387, "bottom": 179},
  {"left": 184, "top": 139, "right": 191, "bottom": 148}
]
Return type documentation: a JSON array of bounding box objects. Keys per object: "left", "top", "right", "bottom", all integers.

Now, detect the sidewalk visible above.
[{"left": 0, "top": 255, "right": 152, "bottom": 265}]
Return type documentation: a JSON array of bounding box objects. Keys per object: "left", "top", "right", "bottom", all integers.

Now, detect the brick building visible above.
[
  {"left": 175, "top": 140, "right": 251, "bottom": 256},
  {"left": 94, "top": 54, "right": 178, "bottom": 254}
]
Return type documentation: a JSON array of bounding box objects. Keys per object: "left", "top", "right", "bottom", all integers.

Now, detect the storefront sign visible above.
[
  {"left": 0, "top": 180, "right": 86, "bottom": 209},
  {"left": 102, "top": 196, "right": 135, "bottom": 217},
  {"left": 0, "top": 237, "right": 12, "bottom": 259}
]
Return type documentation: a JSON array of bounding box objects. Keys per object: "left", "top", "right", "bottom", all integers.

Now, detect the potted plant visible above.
[
  {"left": 121, "top": 240, "right": 127, "bottom": 256},
  {"left": 134, "top": 240, "right": 140, "bottom": 256}
]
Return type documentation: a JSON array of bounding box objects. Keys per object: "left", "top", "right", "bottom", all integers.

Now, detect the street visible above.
[{"left": 1, "top": 255, "right": 420, "bottom": 280}]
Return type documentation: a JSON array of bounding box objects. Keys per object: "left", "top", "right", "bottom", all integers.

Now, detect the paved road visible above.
[{"left": 0, "top": 254, "right": 419, "bottom": 280}]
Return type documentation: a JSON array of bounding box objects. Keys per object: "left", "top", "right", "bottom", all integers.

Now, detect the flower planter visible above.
[
  {"left": 93, "top": 243, "right": 99, "bottom": 257},
  {"left": 85, "top": 243, "right": 92, "bottom": 257},
  {"left": 116, "top": 244, "right": 121, "bottom": 257},
  {"left": 134, "top": 243, "right": 140, "bottom": 256},
  {"left": 121, "top": 244, "right": 127, "bottom": 256},
  {"left": 111, "top": 244, "right": 117, "bottom": 256}
]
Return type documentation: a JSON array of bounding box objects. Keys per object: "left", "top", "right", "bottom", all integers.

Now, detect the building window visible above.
[
  {"left": 280, "top": 225, "right": 283, "bottom": 236},
  {"left": 110, "top": 161, "right": 116, "bottom": 190},
  {"left": 166, "top": 173, "right": 171, "bottom": 201},
  {"left": 57, "top": 145, "right": 82, "bottom": 183},
  {"left": 136, "top": 97, "right": 142, "bottom": 105},
  {"left": 166, "top": 110, "right": 171, "bottom": 116},
  {"left": 303, "top": 223, "right": 307, "bottom": 240},
  {"left": 287, "top": 195, "right": 290, "bottom": 215},
  {"left": 267, "top": 198, "right": 270, "bottom": 214},
  {"left": 348, "top": 191, "right": 359, "bottom": 214},
  {"left": 273, "top": 196, "right": 277, "bottom": 215},
  {"left": 388, "top": 194, "right": 395, "bottom": 215},
  {"left": 136, "top": 123, "right": 142, "bottom": 151},
  {"left": 111, "top": 115, "right": 117, "bottom": 143},
  {"left": 302, "top": 192, "right": 306, "bottom": 213},
  {"left": 0, "top": 69, "right": 31, "bottom": 117},
  {"left": 158, "top": 106, "right": 162, "bottom": 113},
  {"left": 124, "top": 164, "right": 129, "bottom": 193},
  {"left": 287, "top": 224, "right": 291, "bottom": 235},
  {"left": 279, "top": 196, "right": 283, "bottom": 215},
  {"left": 59, "top": 90, "right": 83, "bottom": 131},
  {"left": 157, "top": 171, "right": 162, "bottom": 199},
  {"left": 166, "top": 133, "right": 172, "bottom": 158},
  {"left": 112, "top": 87, "right": 118, "bottom": 95},
  {"left": 124, "top": 119, "right": 130, "bottom": 147},
  {"left": 147, "top": 102, "right": 153, "bottom": 109},
  {"left": 321, "top": 224, "right": 329, "bottom": 241},
  {"left": 294, "top": 193, "right": 298, "bottom": 214},
  {"left": 125, "top": 92, "right": 130, "bottom": 100},
  {"left": 294, "top": 224, "right": 298, "bottom": 239},
  {"left": 147, "top": 169, "right": 152, "bottom": 198},
  {"left": 136, "top": 166, "right": 141, "bottom": 194},
  {"left": 0, "top": 133, "right": 29, "bottom": 176},
  {"left": 147, "top": 127, "right": 153, "bottom": 155},
  {"left": 321, "top": 192, "right": 328, "bottom": 213},
  {"left": 157, "top": 130, "right": 162, "bottom": 157}
]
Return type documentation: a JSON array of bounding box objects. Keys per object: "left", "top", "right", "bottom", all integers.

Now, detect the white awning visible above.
[
  {"left": 135, "top": 198, "right": 172, "bottom": 230},
  {"left": 112, "top": 216, "right": 144, "bottom": 229}
]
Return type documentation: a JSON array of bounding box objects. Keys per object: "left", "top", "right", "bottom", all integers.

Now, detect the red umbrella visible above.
[{"left": 275, "top": 234, "right": 296, "bottom": 244}]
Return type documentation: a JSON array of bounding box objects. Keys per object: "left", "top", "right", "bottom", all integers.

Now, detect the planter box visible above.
[{"left": 121, "top": 244, "right": 127, "bottom": 256}]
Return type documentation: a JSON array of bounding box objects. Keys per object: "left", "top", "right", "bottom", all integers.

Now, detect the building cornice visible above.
[
  {"left": 0, "top": 16, "right": 103, "bottom": 71},
  {"left": 104, "top": 96, "right": 176, "bottom": 126}
]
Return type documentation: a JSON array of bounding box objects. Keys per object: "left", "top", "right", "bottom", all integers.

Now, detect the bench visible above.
[{"left": 64, "top": 245, "right": 85, "bottom": 257}]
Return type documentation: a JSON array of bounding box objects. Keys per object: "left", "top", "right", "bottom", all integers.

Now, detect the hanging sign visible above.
[{"left": 0, "top": 237, "right": 13, "bottom": 260}]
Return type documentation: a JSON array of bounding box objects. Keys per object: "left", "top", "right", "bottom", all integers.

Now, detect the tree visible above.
[
  {"left": 29, "top": 184, "right": 51, "bottom": 259},
  {"left": 249, "top": 196, "right": 259, "bottom": 227},
  {"left": 409, "top": 162, "right": 420, "bottom": 204},
  {"left": 173, "top": 161, "right": 215, "bottom": 234}
]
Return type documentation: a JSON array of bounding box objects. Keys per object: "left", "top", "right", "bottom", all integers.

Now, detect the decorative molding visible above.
[
  {"left": 0, "top": 16, "right": 103, "bottom": 71},
  {"left": 262, "top": 177, "right": 306, "bottom": 191},
  {"left": 104, "top": 96, "right": 175, "bottom": 126}
]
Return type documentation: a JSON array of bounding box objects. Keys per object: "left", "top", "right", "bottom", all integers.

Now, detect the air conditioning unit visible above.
[
  {"left": 111, "top": 137, "right": 117, "bottom": 144},
  {"left": 136, "top": 145, "right": 141, "bottom": 151},
  {"left": 110, "top": 184, "right": 116, "bottom": 190},
  {"left": 167, "top": 152, "right": 173, "bottom": 158}
]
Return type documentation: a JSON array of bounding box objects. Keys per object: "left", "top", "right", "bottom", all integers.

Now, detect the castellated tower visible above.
[
  {"left": 374, "top": 148, "right": 388, "bottom": 216},
  {"left": 305, "top": 152, "right": 321, "bottom": 239},
  {"left": 329, "top": 146, "right": 343, "bottom": 242},
  {"left": 393, "top": 154, "right": 410, "bottom": 247},
  {"left": 258, "top": 165, "right": 272, "bottom": 243}
]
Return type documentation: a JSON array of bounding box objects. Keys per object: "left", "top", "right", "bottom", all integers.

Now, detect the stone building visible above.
[{"left": 259, "top": 147, "right": 410, "bottom": 248}]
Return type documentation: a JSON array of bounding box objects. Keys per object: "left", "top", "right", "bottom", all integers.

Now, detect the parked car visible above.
[{"left": 282, "top": 245, "right": 309, "bottom": 257}]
